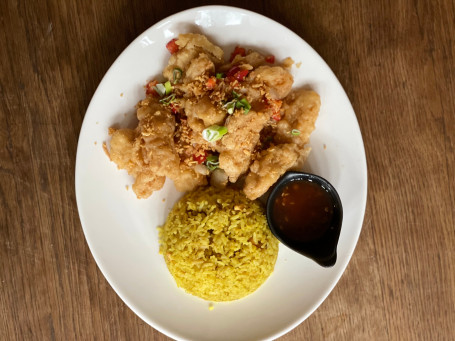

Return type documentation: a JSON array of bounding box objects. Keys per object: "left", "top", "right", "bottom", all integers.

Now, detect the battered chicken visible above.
[
  {"left": 221, "top": 51, "right": 267, "bottom": 71},
  {"left": 244, "top": 144, "right": 300, "bottom": 200},
  {"left": 136, "top": 103, "right": 180, "bottom": 178},
  {"left": 171, "top": 164, "right": 207, "bottom": 192},
  {"left": 163, "top": 34, "right": 223, "bottom": 81},
  {"left": 275, "top": 89, "right": 321, "bottom": 147},
  {"left": 184, "top": 96, "right": 226, "bottom": 133},
  {"left": 109, "top": 128, "right": 137, "bottom": 174},
  {"left": 107, "top": 33, "right": 320, "bottom": 200},
  {"left": 218, "top": 110, "right": 268, "bottom": 182},
  {"left": 248, "top": 66, "right": 293, "bottom": 100},
  {"left": 109, "top": 100, "right": 180, "bottom": 198},
  {"left": 133, "top": 172, "right": 166, "bottom": 199},
  {"left": 184, "top": 53, "right": 215, "bottom": 82},
  {"left": 243, "top": 89, "right": 320, "bottom": 200}
]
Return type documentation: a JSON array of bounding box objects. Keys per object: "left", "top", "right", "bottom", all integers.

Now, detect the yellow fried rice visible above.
[{"left": 158, "top": 186, "right": 279, "bottom": 301}]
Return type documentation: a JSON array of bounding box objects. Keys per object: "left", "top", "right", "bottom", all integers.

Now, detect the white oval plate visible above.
[{"left": 76, "top": 5, "right": 367, "bottom": 341}]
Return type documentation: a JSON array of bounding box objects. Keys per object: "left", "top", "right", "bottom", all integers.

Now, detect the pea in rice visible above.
[{"left": 158, "top": 186, "right": 279, "bottom": 301}]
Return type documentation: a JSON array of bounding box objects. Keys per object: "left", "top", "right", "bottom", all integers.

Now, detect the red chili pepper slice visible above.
[
  {"left": 271, "top": 112, "right": 281, "bottom": 121},
  {"left": 170, "top": 103, "right": 179, "bottom": 114},
  {"left": 234, "top": 69, "right": 249, "bottom": 81},
  {"left": 267, "top": 99, "right": 282, "bottom": 121},
  {"left": 193, "top": 151, "right": 207, "bottom": 164},
  {"left": 206, "top": 77, "right": 217, "bottom": 90},
  {"left": 229, "top": 46, "right": 246, "bottom": 62},
  {"left": 226, "top": 66, "right": 249, "bottom": 82},
  {"left": 166, "top": 38, "right": 179, "bottom": 54},
  {"left": 145, "top": 80, "right": 158, "bottom": 96},
  {"left": 226, "top": 66, "right": 241, "bottom": 77},
  {"left": 265, "top": 55, "right": 275, "bottom": 63}
]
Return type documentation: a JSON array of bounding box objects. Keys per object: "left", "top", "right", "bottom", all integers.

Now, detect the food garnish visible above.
[
  {"left": 205, "top": 155, "right": 219, "bottom": 171},
  {"left": 205, "top": 77, "right": 217, "bottom": 90},
  {"left": 172, "top": 68, "right": 183, "bottom": 83},
  {"left": 192, "top": 151, "right": 207, "bottom": 164},
  {"left": 229, "top": 45, "right": 246, "bottom": 62},
  {"left": 202, "top": 125, "right": 228, "bottom": 142},
  {"left": 265, "top": 55, "right": 275, "bottom": 64},
  {"left": 223, "top": 91, "right": 251, "bottom": 114},
  {"left": 166, "top": 38, "right": 179, "bottom": 54}
]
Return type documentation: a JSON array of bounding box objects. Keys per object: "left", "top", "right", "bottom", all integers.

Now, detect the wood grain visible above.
[{"left": 1, "top": 0, "right": 454, "bottom": 340}]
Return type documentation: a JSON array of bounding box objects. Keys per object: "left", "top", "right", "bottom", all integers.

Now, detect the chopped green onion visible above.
[
  {"left": 216, "top": 72, "right": 224, "bottom": 79},
  {"left": 232, "top": 90, "right": 241, "bottom": 98},
  {"left": 156, "top": 81, "right": 173, "bottom": 98},
  {"left": 205, "top": 155, "right": 219, "bottom": 171},
  {"left": 154, "top": 83, "right": 166, "bottom": 97},
  {"left": 223, "top": 93, "right": 251, "bottom": 115},
  {"left": 159, "top": 94, "right": 176, "bottom": 105},
  {"left": 223, "top": 100, "right": 236, "bottom": 115},
  {"left": 291, "top": 129, "right": 301, "bottom": 136},
  {"left": 173, "top": 68, "right": 183, "bottom": 83},
  {"left": 235, "top": 98, "right": 251, "bottom": 114},
  {"left": 164, "top": 81, "right": 172, "bottom": 95},
  {"left": 202, "top": 125, "right": 228, "bottom": 142}
]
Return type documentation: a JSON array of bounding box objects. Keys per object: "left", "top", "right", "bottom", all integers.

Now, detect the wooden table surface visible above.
[{"left": 1, "top": 0, "right": 454, "bottom": 340}]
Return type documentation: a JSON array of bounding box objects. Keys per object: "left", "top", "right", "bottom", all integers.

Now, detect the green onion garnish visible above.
[
  {"left": 216, "top": 73, "right": 224, "bottom": 79},
  {"left": 154, "top": 81, "right": 173, "bottom": 97},
  {"left": 223, "top": 100, "right": 236, "bottom": 115},
  {"left": 159, "top": 94, "right": 176, "bottom": 105},
  {"left": 291, "top": 129, "right": 301, "bottom": 136},
  {"left": 202, "top": 125, "right": 228, "bottom": 142},
  {"left": 232, "top": 90, "right": 241, "bottom": 98},
  {"left": 205, "top": 155, "right": 219, "bottom": 171},
  {"left": 154, "top": 83, "right": 166, "bottom": 97},
  {"left": 164, "top": 81, "right": 172, "bottom": 95},
  {"left": 173, "top": 68, "right": 183, "bottom": 83},
  {"left": 223, "top": 92, "right": 251, "bottom": 115},
  {"left": 235, "top": 98, "right": 251, "bottom": 114}
]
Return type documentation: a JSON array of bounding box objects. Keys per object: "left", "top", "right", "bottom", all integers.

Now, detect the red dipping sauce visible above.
[
  {"left": 266, "top": 172, "right": 343, "bottom": 267},
  {"left": 272, "top": 181, "right": 334, "bottom": 242}
]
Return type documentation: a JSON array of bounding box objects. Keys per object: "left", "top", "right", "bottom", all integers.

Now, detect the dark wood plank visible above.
[{"left": 1, "top": 0, "right": 454, "bottom": 340}]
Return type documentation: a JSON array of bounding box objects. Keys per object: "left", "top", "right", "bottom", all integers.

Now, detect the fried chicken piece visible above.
[
  {"left": 109, "top": 128, "right": 137, "bottom": 174},
  {"left": 109, "top": 100, "right": 180, "bottom": 198},
  {"left": 170, "top": 164, "right": 207, "bottom": 192},
  {"left": 275, "top": 89, "right": 320, "bottom": 147},
  {"left": 176, "top": 34, "right": 224, "bottom": 61},
  {"left": 220, "top": 51, "right": 267, "bottom": 71},
  {"left": 163, "top": 33, "right": 224, "bottom": 81},
  {"left": 184, "top": 96, "right": 227, "bottom": 133},
  {"left": 218, "top": 151, "right": 250, "bottom": 183},
  {"left": 133, "top": 172, "right": 166, "bottom": 199},
  {"left": 136, "top": 98, "right": 163, "bottom": 120},
  {"left": 109, "top": 127, "right": 169, "bottom": 199},
  {"left": 243, "top": 144, "right": 300, "bottom": 200},
  {"left": 248, "top": 66, "right": 293, "bottom": 100},
  {"left": 243, "top": 89, "right": 320, "bottom": 199},
  {"left": 137, "top": 105, "right": 180, "bottom": 179},
  {"left": 184, "top": 53, "right": 215, "bottom": 82},
  {"left": 290, "top": 145, "right": 312, "bottom": 172},
  {"left": 218, "top": 110, "right": 268, "bottom": 182},
  {"left": 163, "top": 48, "right": 200, "bottom": 82}
]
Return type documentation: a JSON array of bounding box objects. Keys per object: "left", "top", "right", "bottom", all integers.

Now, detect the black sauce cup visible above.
[{"left": 266, "top": 171, "right": 343, "bottom": 267}]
